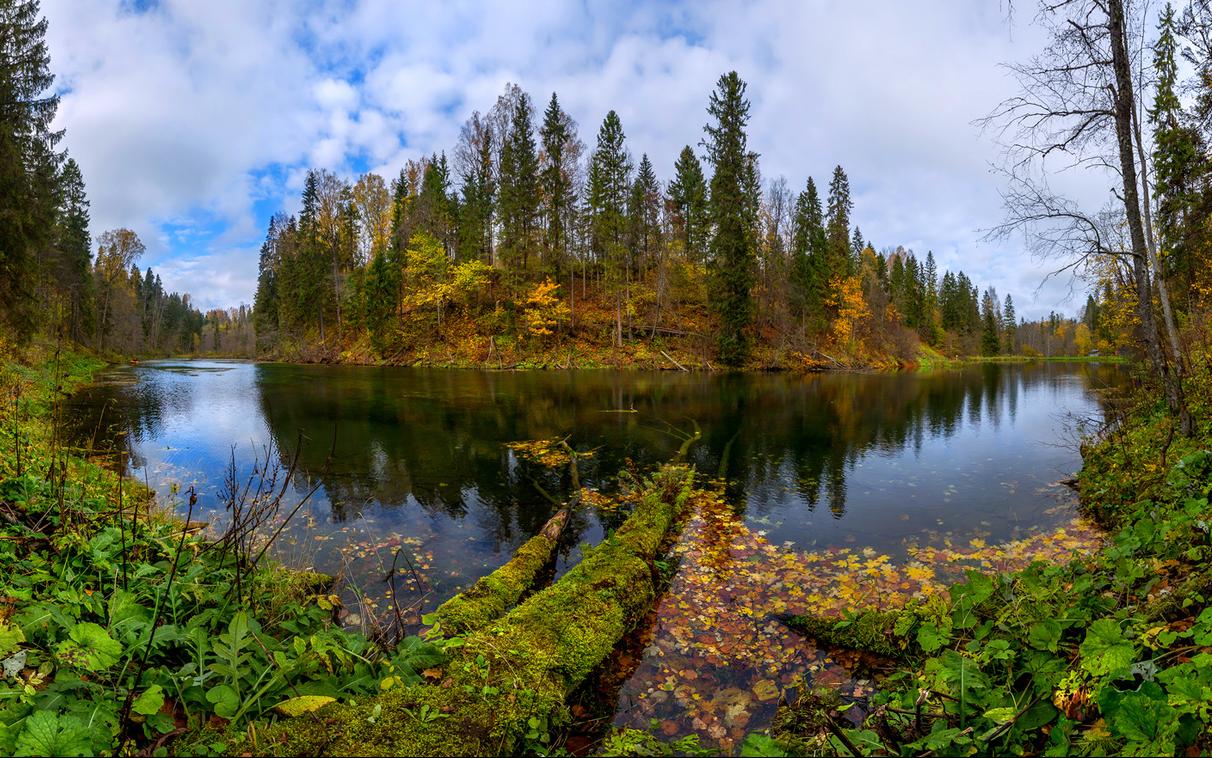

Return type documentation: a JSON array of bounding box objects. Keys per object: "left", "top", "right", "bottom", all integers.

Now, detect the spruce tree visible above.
[
  {"left": 0, "top": 0, "right": 62, "bottom": 342},
  {"left": 627, "top": 154, "right": 660, "bottom": 272},
  {"left": 586, "top": 110, "right": 632, "bottom": 345},
  {"left": 790, "top": 177, "right": 825, "bottom": 332},
  {"left": 668, "top": 146, "right": 708, "bottom": 264},
  {"left": 825, "top": 165, "right": 853, "bottom": 282},
  {"left": 539, "top": 93, "right": 575, "bottom": 276},
  {"left": 497, "top": 91, "right": 539, "bottom": 278},
  {"left": 1002, "top": 293, "right": 1018, "bottom": 353},
  {"left": 56, "top": 156, "right": 92, "bottom": 340},
  {"left": 1151, "top": 2, "right": 1205, "bottom": 305},
  {"left": 703, "top": 71, "right": 756, "bottom": 365}
]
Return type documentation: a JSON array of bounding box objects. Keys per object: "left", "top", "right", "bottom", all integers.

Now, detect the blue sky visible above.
[{"left": 44, "top": 0, "right": 1118, "bottom": 316}]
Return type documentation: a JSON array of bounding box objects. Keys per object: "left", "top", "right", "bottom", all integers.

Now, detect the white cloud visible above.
[{"left": 43, "top": 0, "right": 1121, "bottom": 316}]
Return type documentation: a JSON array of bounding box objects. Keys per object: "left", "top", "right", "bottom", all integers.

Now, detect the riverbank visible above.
[
  {"left": 0, "top": 346, "right": 439, "bottom": 755},
  {"left": 757, "top": 376, "right": 1212, "bottom": 755},
  {"left": 0, "top": 346, "right": 714, "bottom": 756}
]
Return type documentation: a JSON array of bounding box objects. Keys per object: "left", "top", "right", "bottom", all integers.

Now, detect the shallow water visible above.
[{"left": 65, "top": 360, "right": 1119, "bottom": 611}]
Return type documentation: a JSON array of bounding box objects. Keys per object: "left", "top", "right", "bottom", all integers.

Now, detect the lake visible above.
[{"left": 65, "top": 360, "right": 1120, "bottom": 747}]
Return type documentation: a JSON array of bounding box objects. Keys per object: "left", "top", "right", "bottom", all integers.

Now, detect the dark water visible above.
[{"left": 65, "top": 360, "right": 1120, "bottom": 615}]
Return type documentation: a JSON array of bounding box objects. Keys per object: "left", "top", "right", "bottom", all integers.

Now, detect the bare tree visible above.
[{"left": 982, "top": 0, "right": 1190, "bottom": 431}]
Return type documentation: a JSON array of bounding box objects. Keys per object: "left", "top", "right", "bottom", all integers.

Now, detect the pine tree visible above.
[
  {"left": 627, "top": 154, "right": 661, "bottom": 272},
  {"left": 497, "top": 91, "right": 539, "bottom": 279},
  {"left": 1150, "top": 3, "right": 1206, "bottom": 306},
  {"left": 668, "top": 146, "right": 708, "bottom": 264},
  {"left": 1002, "top": 293, "right": 1017, "bottom": 353},
  {"left": 586, "top": 110, "right": 632, "bottom": 345},
  {"left": 790, "top": 177, "right": 826, "bottom": 332},
  {"left": 539, "top": 93, "right": 576, "bottom": 276},
  {"left": 56, "top": 156, "right": 92, "bottom": 341},
  {"left": 0, "top": 0, "right": 63, "bottom": 342},
  {"left": 824, "top": 166, "right": 853, "bottom": 284},
  {"left": 703, "top": 71, "right": 756, "bottom": 365},
  {"left": 980, "top": 291, "right": 1000, "bottom": 356}
]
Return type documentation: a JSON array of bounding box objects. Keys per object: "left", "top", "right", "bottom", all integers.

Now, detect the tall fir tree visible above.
[
  {"left": 586, "top": 110, "right": 632, "bottom": 345},
  {"left": 627, "top": 154, "right": 661, "bottom": 272},
  {"left": 538, "top": 93, "right": 575, "bottom": 276},
  {"left": 790, "top": 176, "right": 826, "bottom": 332},
  {"left": 497, "top": 91, "right": 539, "bottom": 279},
  {"left": 0, "top": 0, "right": 62, "bottom": 342},
  {"left": 1151, "top": 2, "right": 1207, "bottom": 306},
  {"left": 55, "top": 156, "right": 92, "bottom": 341},
  {"left": 824, "top": 165, "right": 853, "bottom": 283},
  {"left": 703, "top": 71, "right": 756, "bottom": 365},
  {"left": 668, "top": 145, "right": 708, "bottom": 264}
]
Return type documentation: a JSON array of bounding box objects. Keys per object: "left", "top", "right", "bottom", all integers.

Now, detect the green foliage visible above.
[
  {"left": 704, "top": 72, "right": 756, "bottom": 365},
  {"left": 780, "top": 407, "right": 1212, "bottom": 756},
  {"left": 0, "top": 353, "right": 444, "bottom": 755}
]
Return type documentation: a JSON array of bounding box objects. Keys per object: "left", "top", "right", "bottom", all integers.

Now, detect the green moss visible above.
[
  {"left": 256, "top": 466, "right": 696, "bottom": 756},
  {"left": 432, "top": 511, "right": 567, "bottom": 634},
  {"left": 784, "top": 609, "right": 917, "bottom": 660}
]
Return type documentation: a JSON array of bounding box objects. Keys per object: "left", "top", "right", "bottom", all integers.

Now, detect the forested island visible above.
[{"left": 2, "top": 0, "right": 1212, "bottom": 756}]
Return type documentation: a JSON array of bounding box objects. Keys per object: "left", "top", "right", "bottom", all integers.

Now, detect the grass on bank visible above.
[
  {"left": 749, "top": 363, "right": 1212, "bottom": 756},
  {"left": 0, "top": 345, "right": 453, "bottom": 756}
]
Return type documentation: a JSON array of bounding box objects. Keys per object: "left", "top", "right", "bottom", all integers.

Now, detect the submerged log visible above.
[
  {"left": 783, "top": 610, "right": 918, "bottom": 660},
  {"left": 256, "top": 465, "right": 697, "bottom": 757},
  {"left": 430, "top": 508, "right": 570, "bottom": 634}
]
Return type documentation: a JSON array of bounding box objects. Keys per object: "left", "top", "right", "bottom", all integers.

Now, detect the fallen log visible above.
[
  {"left": 429, "top": 508, "right": 570, "bottom": 635},
  {"left": 256, "top": 465, "right": 697, "bottom": 757}
]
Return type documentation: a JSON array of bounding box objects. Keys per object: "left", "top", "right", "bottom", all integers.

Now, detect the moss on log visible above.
[
  {"left": 783, "top": 610, "right": 917, "bottom": 660},
  {"left": 431, "top": 508, "right": 570, "bottom": 634},
  {"left": 253, "top": 465, "right": 696, "bottom": 757}
]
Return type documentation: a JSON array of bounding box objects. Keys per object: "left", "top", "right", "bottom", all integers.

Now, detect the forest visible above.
[
  {"left": 3, "top": 0, "right": 1212, "bottom": 756},
  {"left": 0, "top": 0, "right": 1112, "bottom": 368}
]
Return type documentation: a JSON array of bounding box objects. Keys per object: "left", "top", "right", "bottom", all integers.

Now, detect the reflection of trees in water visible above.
[
  {"left": 62, "top": 371, "right": 193, "bottom": 470},
  {"left": 250, "top": 362, "right": 1119, "bottom": 544},
  {"left": 70, "top": 361, "right": 1121, "bottom": 550}
]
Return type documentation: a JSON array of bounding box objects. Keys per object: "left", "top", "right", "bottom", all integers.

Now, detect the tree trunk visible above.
[
  {"left": 1108, "top": 0, "right": 1170, "bottom": 388},
  {"left": 1131, "top": 80, "right": 1193, "bottom": 435}
]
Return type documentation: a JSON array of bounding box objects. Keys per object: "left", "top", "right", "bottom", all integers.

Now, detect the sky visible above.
[{"left": 43, "top": 0, "right": 1121, "bottom": 318}]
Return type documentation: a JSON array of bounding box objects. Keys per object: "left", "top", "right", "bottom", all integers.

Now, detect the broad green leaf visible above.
[
  {"left": 1028, "top": 619, "right": 1062, "bottom": 652},
  {"left": 273, "top": 695, "right": 336, "bottom": 717},
  {"left": 0, "top": 624, "right": 25, "bottom": 658},
  {"left": 55, "top": 622, "right": 123, "bottom": 671},
  {"left": 917, "top": 622, "right": 949, "bottom": 652},
  {"left": 982, "top": 706, "right": 1017, "bottom": 724},
  {"left": 739, "top": 732, "right": 788, "bottom": 757},
  {"left": 206, "top": 684, "right": 240, "bottom": 719},
  {"left": 14, "top": 712, "right": 92, "bottom": 757},
  {"left": 132, "top": 684, "right": 165, "bottom": 716},
  {"left": 1079, "top": 619, "right": 1135, "bottom": 678}
]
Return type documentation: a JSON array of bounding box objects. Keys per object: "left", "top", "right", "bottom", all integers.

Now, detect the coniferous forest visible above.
[{"left": 7, "top": 0, "right": 1212, "bottom": 756}]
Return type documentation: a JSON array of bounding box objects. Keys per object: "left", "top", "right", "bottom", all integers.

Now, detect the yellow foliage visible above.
[
  {"left": 826, "top": 275, "right": 869, "bottom": 346},
  {"left": 522, "top": 278, "right": 570, "bottom": 340},
  {"left": 1073, "top": 322, "right": 1093, "bottom": 355}
]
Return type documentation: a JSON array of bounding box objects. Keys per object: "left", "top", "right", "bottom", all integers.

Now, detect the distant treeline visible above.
[
  {"left": 0, "top": 2, "right": 204, "bottom": 355},
  {"left": 2, "top": 1, "right": 1109, "bottom": 364},
  {"left": 249, "top": 75, "right": 1105, "bottom": 366}
]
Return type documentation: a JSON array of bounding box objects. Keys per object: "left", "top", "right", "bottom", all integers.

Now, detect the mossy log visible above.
[
  {"left": 430, "top": 508, "right": 570, "bottom": 634},
  {"left": 254, "top": 465, "right": 696, "bottom": 757},
  {"left": 783, "top": 610, "right": 917, "bottom": 660}
]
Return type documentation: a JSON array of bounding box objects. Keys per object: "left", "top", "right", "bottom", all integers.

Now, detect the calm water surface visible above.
[{"left": 66, "top": 360, "right": 1120, "bottom": 615}]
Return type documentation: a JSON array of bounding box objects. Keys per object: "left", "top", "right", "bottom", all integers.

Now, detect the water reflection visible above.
[{"left": 65, "top": 361, "right": 1121, "bottom": 604}]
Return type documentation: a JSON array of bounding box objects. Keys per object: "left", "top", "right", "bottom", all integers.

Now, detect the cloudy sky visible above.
[{"left": 43, "top": 0, "right": 1118, "bottom": 317}]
